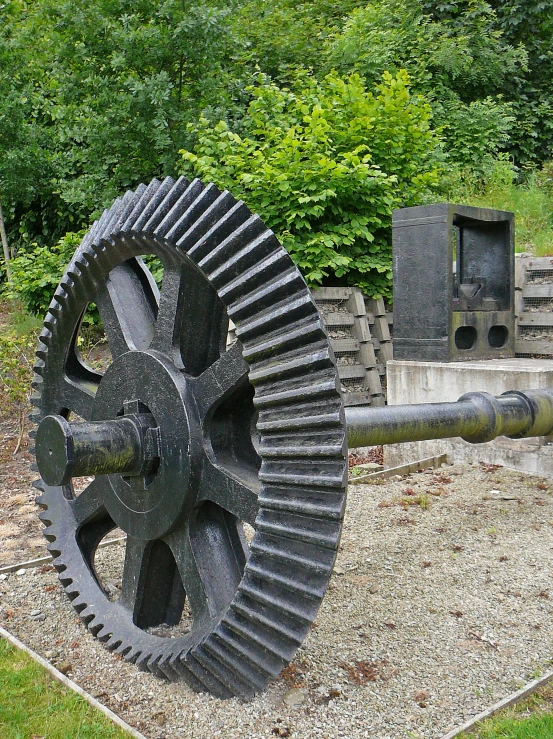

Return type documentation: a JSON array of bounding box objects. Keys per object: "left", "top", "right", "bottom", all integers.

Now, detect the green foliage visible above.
[
  {"left": 0, "top": 0, "right": 237, "bottom": 248},
  {"left": 422, "top": 0, "right": 553, "bottom": 165},
  {"left": 229, "top": 0, "right": 366, "bottom": 80},
  {"left": 0, "top": 323, "right": 37, "bottom": 411},
  {"left": 444, "top": 157, "right": 553, "bottom": 256},
  {"left": 327, "top": 0, "right": 520, "bottom": 174},
  {"left": 6, "top": 231, "right": 85, "bottom": 316},
  {"left": 0, "top": 639, "right": 132, "bottom": 738},
  {"left": 462, "top": 684, "right": 553, "bottom": 739},
  {"left": 180, "top": 70, "right": 441, "bottom": 298}
]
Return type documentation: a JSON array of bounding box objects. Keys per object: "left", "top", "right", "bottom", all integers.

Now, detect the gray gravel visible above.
[{"left": 1, "top": 462, "right": 553, "bottom": 739}]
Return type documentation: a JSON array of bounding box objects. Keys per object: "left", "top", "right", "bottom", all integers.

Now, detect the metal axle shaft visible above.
[
  {"left": 345, "top": 389, "right": 553, "bottom": 448},
  {"left": 37, "top": 388, "right": 553, "bottom": 488}
]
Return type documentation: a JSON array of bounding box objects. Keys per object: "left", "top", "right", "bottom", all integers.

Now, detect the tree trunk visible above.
[{"left": 0, "top": 199, "right": 11, "bottom": 281}]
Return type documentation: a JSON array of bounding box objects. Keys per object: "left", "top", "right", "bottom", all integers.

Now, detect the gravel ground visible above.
[
  {"left": 0, "top": 420, "right": 45, "bottom": 567},
  {"left": 1, "top": 462, "right": 553, "bottom": 739}
]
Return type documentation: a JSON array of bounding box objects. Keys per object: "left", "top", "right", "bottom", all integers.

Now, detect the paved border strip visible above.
[
  {"left": 0, "top": 535, "right": 127, "bottom": 575},
  {"left": 0, "top": 625, "right": 148, "bottom": 739},
  {"left": 440, "top": 668, "right": 553, "bottom": 738},
  {"left": 349, "top": 454, "right": 448, "bottom": 484}
]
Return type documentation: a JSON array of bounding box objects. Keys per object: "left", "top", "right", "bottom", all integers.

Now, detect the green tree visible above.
[
  {"left": 0, "top": 0, "right": 237, "bottom": 251},
  {"left": 422, "top": 0, "right": 553, "bottom": 164},
  {"left": 180, "top": 70, "right": 441, "bottom": 298},
  {"left": 326, "top": 0, "right": 522, "bottom": 174}
]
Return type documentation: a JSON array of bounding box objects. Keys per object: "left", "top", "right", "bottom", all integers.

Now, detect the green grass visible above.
[
  {"left": 445, "top": 160, "right": 553, "bottom": 257},
  {"left": 461, "top": 684, "right": 553, "bottom": 739},
  {"left": 0, "top": 638, "right": 133, "bottom": 739}
]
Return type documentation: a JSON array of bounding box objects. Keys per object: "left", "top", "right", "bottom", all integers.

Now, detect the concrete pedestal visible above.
[{"left": 384, "top": 359, "right": 553, "bottom": 477}]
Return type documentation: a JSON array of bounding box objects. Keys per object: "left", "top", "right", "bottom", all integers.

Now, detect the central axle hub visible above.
[
  {"left": 35, "top": 410, "right": 160, "bottom": 486},
  {"left": 36, "top": 350, "right": 203, "bottom": 539}
]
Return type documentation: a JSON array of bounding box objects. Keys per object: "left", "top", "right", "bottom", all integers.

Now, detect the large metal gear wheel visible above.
[{"left": 31, "top": 177, "right": 347, "bottom": 698}]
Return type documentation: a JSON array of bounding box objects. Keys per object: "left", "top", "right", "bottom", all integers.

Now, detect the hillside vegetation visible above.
[{"left": 1, "top": 0, "right": 553, "bottom": 306}]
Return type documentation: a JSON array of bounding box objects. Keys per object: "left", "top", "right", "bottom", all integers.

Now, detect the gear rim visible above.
[{"left": 32, "top": 176, "right": 347, "bottom": 698}]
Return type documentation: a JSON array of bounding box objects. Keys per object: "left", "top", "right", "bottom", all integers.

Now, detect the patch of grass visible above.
[
  {"left": 0, "top": 638, "right": 133, "bottom": 739},
  {"left": 461, "top": 684, "right": 553, "bottom": 739},
  {"left": 445, "top": 160, "right": 553, "bottom": 257}
]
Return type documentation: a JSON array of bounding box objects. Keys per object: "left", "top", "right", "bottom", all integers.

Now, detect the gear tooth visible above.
[
  {"left": 33, "top": 359, "right": 45, "bottom": 375},
  {"left": 29, "top": 445, "right": 35, "bottom": 455},
  {"left": 54, "top": 285, "right": 68, "bottom": 301},
  {"left": 112, "top": 188, "right": 146, "bottom": 232},
  {"left": 28, "top": 409, "right": 40, "bottom": 422},
  {"left": 31, "top": 378, "right": 43, "bottom": 389},
  {"left": 28, "top": 429, "right": 37, "bottom": 439},
  {"left": 39, "top": 327, "right": 52, "bottom": 344},
  {"left": 60, "top": 277, "right": 74, "bottom": 291},
  {"left": 146, "top": 655, "right": 171, "bottom": 681},
  {"left": 106, "top": 636, "right": 123, "bottom": 652},
  {"left": 67, "top": 267, "right": 81, "bottom": 280},
  {"left": 137, "top": 652, "right": 158, "bottom": 673},
  {"left": 156, "top": 656, "right": 181, "bottom": 682},
  {"left": 182, "top": 652, "right": 233, "bottom": 698},
  {"left": 140, "top": 176, "right": 189, "bottom": 233},
  {"left": 30, "top": 397, "right": 41, "bottom": 409},
  {"left": 121, "top": 178, "right": 161, "bottom": 231},
  {"left": 50, "top": 552, "right": 64, "bottom": 567},
  {"left": 30, "top": 462, "right": 39, "bottom": 472},
  {"left": 90, "top": 241, "right": 106, "bottom": 256},
  {"left": 48, "top": 300, "right": 61, "bottom": 316},
  {"left": 33, "top": 480, "right": 43, "bottom": 493},
  {"left": 89, "top": 621, "right": 110, "bottom": 639},
  {"left": 35, "top": 342, "right": 49, "bottom": 360}
]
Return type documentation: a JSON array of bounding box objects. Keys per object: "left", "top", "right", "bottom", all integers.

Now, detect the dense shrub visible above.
[
  {"left": 6, "top": 231, "right": 85, "bottom": 316},
  {"left": 180, "top": 70, "right": 441, "bottom": 299},
  {"left": 327, "top": 0, "right": 520, "bottom": 174}
]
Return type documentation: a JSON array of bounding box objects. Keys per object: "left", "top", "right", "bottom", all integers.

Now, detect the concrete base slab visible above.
[{"left": 384, "top": 359, "right": 553, "bottom": 477}]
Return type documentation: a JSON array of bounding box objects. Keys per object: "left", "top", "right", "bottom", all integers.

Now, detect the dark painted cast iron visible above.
[
  {"left": 31, "top": 179, "right": 553, "bottom": 699},
  {"left": 392, "top": 203, "right": 515, "bottom": 361}
]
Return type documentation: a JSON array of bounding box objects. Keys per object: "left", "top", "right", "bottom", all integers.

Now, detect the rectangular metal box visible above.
[{"left": 392, "top": 203, "right": 515, "bottom": 361}]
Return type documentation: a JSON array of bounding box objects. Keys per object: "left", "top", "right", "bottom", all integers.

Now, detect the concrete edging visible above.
[
  {"left": 349, "top": 454, "right": 448, "bottom": 484},
  {"left": 0, "top": 625, "right": 148, "bottom": 739},
  {"left": 0, "top": 535, "right": 126, "bottom": 575},
  {"left": 440, "top": 669, "right": 553, "bottom": 738}
]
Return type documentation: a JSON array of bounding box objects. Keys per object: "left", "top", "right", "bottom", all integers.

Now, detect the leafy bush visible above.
[
  {"left": 0, "top": 304, "right": 40, "bottom": 414},
  {"left": 5, "top": 231, "right": 85, "bottom": 316},
  {"left": 180, "top": 70, "right": 441, "bottom": 298},
  {"left": 327, "top": 0, "right": 520, "bottom": 175}
]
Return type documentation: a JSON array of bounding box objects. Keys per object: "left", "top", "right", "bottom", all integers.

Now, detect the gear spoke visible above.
[
  {"left": 95, "top": 258, "right": 159, "bottom": 358},
  {"left": 119, "top": 536, "right": 186, "bottom": 628},
  {"left": 119, "top": 536, "right": 149, "bottom": 616},
  {"left": 70, "top": 477, "right": 109, "bottom": 528},
  {"left": 198, "top": 459, "right": 260, "bottom": 526},
  {"left": 150, "top": 260, "right": 228, "bottom": 375},
  {"left": 165, "top": 523, "right": 210, "bottom": 620},
  {"left": 192, "top": 341, "right": 249, "bottom": 420},
  {"left": 167, "top": 505, "right": 248, "bottom": 619},
  {"left": 59, "top": 376, "right": 98, "bottom": 420}
]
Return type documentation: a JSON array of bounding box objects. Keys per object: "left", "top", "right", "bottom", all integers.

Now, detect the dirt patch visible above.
[{"left": 0, "top": 418, "right": 45, "bottom": 567}]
